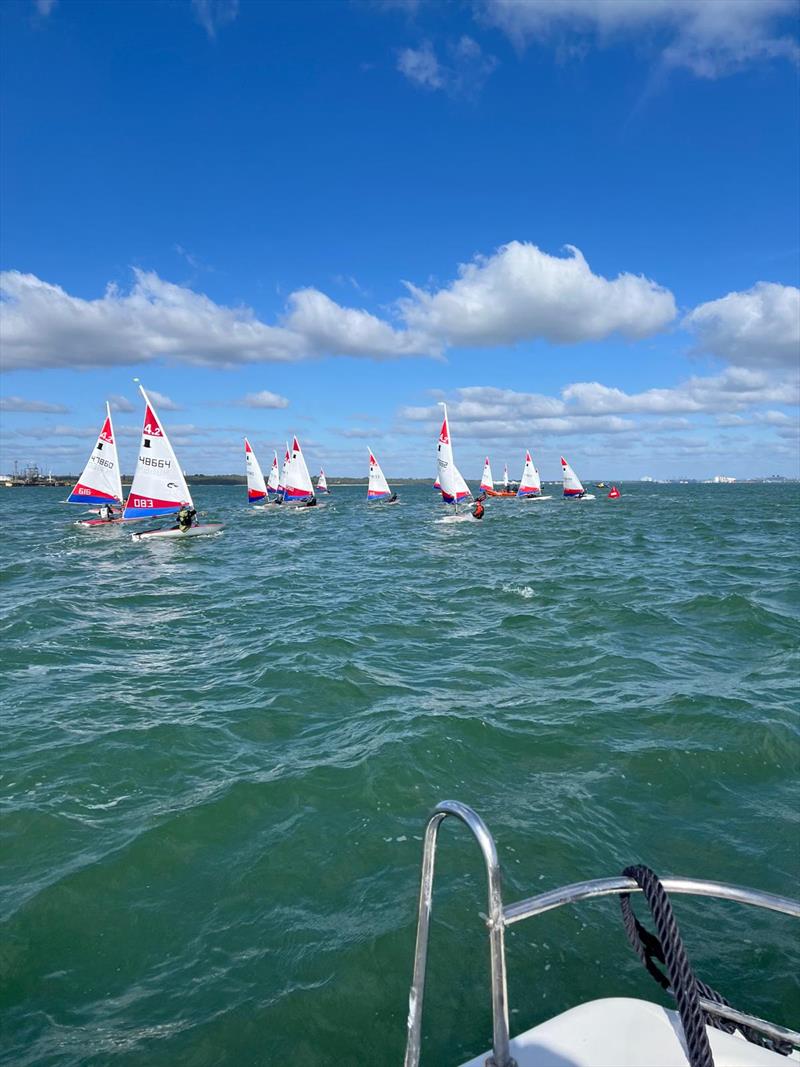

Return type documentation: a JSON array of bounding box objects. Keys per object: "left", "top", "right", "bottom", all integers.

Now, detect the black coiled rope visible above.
[{"left": 620, "top": 865, "right": 792, "bottom": 1067}]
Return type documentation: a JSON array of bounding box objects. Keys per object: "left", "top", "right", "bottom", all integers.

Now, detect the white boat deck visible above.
[{"left": 458, "top": 998, "right": 797, "bottom": 1067}]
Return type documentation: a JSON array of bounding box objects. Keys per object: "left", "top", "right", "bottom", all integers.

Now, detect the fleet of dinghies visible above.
[{"left": 69, "top": 388, "right": 618, "bottom": 540}]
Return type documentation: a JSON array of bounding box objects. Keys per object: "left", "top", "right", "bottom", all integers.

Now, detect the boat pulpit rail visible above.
[{"left": 404, "top": 800, "right": 800, "bottom": 1067}]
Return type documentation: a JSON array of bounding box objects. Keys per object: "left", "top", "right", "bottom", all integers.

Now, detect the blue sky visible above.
[{"left": 1, "top": 0, "right": 798, "bottom": 479}]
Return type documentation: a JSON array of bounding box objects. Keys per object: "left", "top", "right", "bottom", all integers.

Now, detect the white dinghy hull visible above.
[{"left": 131, "top": 523, "right": 224, "bottom": 542}]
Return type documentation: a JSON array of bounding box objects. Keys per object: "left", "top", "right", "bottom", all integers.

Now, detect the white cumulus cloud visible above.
[
  {"left": 108, "top": 394, "right": 135, "bottom": 413},
  {"left": 241, "top": 390, "right": 289, "bottom": 409},
  {"left": 146, "top": 389, "right": 181, "bottom": 411},
  {"left": 481, "top": 0, "right": 799, "bottom": 78},
  {"left": 0, "top": 269, "right": 430, "bottom": 371},
  {"left": 0, "top": 395, "right": 69, "bottom": 413},
  {"left": 684, "top": 281, "right": 800, "bottom": 368},
  {"left": 284, "top": 288, "right": 433, "bottom": 359},
  {"left": 399, "top": 241, "right": 677, "bottom": 346},
  {"left": 401, "top": 367, "right": 798, "bottom": 441}
]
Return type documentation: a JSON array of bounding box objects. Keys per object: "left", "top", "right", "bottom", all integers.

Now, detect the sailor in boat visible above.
[
  {"left": 472, "top": 494, "right": 486, "bottom": 520},
  {"left": 388, "top": 491, "right": 398, "bottom": 503},
  {"left": 98, "top": 503, "right": 116, "bottom": 522},
  {"left": 175, "top": 504, "right": 197, "bottom": 532}
]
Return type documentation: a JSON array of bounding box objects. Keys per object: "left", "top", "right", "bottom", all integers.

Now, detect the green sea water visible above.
[{"left": 1, "top": 483, "right": 799, "bottom": 1066}]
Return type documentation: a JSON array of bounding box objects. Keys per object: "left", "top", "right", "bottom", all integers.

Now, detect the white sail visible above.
[
  {"left": 267, "top": 451, "right": 281, "bottom": 498},
  {"left": 284, "top": 436, "right": 315, "bottom": 500},
  {"left": 317, "top": 469, "right": 330, "bottom": 493},
  {"left": 437, "top": 403, "right": 471, "bottom": 504},
  {"left": 244, "top": 438, "right": 268, "bottom": 504},
  {"left": 517, "top": 451, "right": 542, "bottom": 497},
  {"left": 561, "top": 456, "right": 586, "bottom": 498},
  {"left": 368, "top": 448, "right": 392, "bottom": 501},
  {"left": 278, "top": 442, "right": 290, "bottom": 494},
  {"left": 66, "top": 403, "right": 123, "bottom": 505},
  {"left": 123, "top": 386, "right": 193, "bottom": 519},
  {"left": 479, "top": 457, "right": 493, "bottom": 493},
  {"left": 502, "top": 464, "right": 509, "bottom": 489}
]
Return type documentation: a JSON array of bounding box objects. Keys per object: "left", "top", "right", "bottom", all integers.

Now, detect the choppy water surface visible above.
[{"left": 2, "top": 484, "right": 799, "bottom": 1066}]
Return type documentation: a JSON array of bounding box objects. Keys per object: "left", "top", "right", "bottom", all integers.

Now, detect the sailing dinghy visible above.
[
  {"left": 486, "top": 461, "right": 515, "bottom": 497},
  {"left": 317, "top": 469, "right": 331, "bottom": 495},
  {"left": 517, "top": 451, "right": 551, "bottom": 501},
  {"left": 561, "top": 456, "right": 595, "bottom": 500},
  {"left": 479, "top": 457, "right": 493, "bottom": 494},
  {"left": 367, "top": 449, "right": 397, "bottom": 503},
  {"left": 126, "top": 385, "right": 223, "bottom": 540},
  {"left": 436, "top": 404, "right": 474, "bottom": 520},
  {"left": 244, "top": 437, "right": 269, "bottom": 506},
  {"left": 277, "top": 443, "right": 290, "bottom": 500},
  {"left": 281, "top": 436, "right": 316, "bottom": 507},
  {"left": 267, "top": 451, "right": 282, "bottom": 501},
  {"left": 70, "top": 404, "right": 125, "bottom": 526}
]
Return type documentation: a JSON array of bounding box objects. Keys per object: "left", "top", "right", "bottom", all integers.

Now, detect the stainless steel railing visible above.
[{"left": 403, "top": 800, "right": 800, "bottom": 1067}]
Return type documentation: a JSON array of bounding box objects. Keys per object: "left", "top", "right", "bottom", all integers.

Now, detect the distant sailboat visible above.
[
  {"left": 502, "top": 465, "right": 509, "bottom": 490},
  {"left": 278, "top": 443, "right": 290, "bottom": 498},
  {"left": 479, "top": 457, "right": 494, "bottom": 494},
  {"left": 317, "top": 469, "right": 331, "bottom": 494},
  {"left": 368, "top": 448, "right": 396, "bottom": 503},
  {"left": 561, "top": 456, "right": 595, "bottom": 501},
  {"left": 68, "top": 403, "right": 123, "bottom": 521},
  {"left": 244, "top": 437, "right": 268, "bottom": 505},
  {"left": 267, "top": 451, "right": 281, "bottom": 501},
  {"left": 436, "top": 403, "right": 471, "bottom": 508},
  {"left": 517, "top": 451, "right": 551, "bottom": 500},
  {"left": 282, "top": 436, "right": 316, "bottom": 506}
]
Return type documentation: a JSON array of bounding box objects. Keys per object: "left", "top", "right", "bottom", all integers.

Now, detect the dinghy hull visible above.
[{"left": 131, "top": 523, "right": 224, "bottom": 541}]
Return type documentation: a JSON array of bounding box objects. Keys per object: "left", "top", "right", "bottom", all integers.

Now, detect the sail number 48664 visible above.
[{"left": 139, "top": 457, "right": 171, "bottom": 469}]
